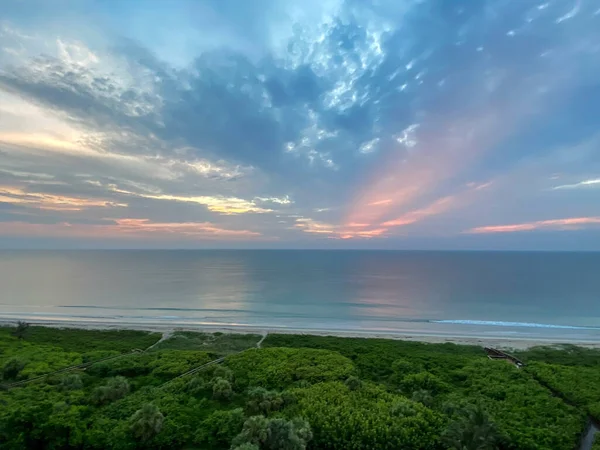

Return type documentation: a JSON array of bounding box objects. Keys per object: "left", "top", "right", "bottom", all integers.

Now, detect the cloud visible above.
[
  {"left": 0, "top": 218, "right": 263, "bottom": 240},
  {"left": 1, "top": 1, "right": 600, "bottom": 248},
  {"left": 113, "top": 189, "right": 274, "bottom": 215},
  {"left": 255, "top": 196, "right": 292, "bottom": 205},
  {"left": 467, "top": 217, "right": 600, "bottom": 234},
  {"left": 293, "top": 217, "right": 387, "bottom": 239},
  {"left": 0, "top": 186, "right": 126, "bottom": 211},
  {"left": 552, "top": 178, "right": 600, "bottom": 190},
  {"left": 381, "top": 196, "right": 457, "bottom": 227}
]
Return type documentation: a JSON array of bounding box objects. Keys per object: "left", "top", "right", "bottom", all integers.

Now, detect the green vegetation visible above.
[
  {"left": 516, "top": 344, "right": 600, "bottom": 367},
  {"left": 593, "top": 433, "right": 600, "bottom": 450},
  {"left": 527, "top": 362, "right": 600, "bottom": 419},
  {"left": 515, "top": 345, "right": 600, "bottom": 422},
  {"left": 0, "top": 325, "right": 161, "bottom": 353},
  {"left": 226, "top": 347, "right": 356, "bottom": 390},
  {"left": 0, "top": 325, "right": 598, "bottom": 449},
  {"left": 151, "top": 331, "right": 261, "bottom": 355}
]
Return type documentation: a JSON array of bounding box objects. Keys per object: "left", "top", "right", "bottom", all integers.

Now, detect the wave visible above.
[{"left": 431, "top": 319, "right": 599, "bottom": 330}]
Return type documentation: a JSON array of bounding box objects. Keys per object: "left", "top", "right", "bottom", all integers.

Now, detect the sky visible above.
[{"left": 0, "top": 0, "right": 599, "bottom": 250}]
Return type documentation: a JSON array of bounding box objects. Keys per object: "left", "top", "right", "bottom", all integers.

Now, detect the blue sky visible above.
[{"left": 0, "top": 0, "right": 599, "bottom": 249}]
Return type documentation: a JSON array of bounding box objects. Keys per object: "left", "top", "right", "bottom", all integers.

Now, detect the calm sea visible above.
[{"left": 1, "top": 250, "right": 599, "bottom": 341}]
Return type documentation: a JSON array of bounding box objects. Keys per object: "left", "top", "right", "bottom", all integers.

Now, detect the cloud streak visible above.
[
  {"left": 467, "top": 217, "right": 600, "bottom": 234},
  {"left": 552, "top": 179, "right": 600, "bottom": 190},
  {"left": 0, "top": 186, "right": 126, "bottom": 211},
  {"left": 0, "top": 219, "right": 263, "bottom": 240}
]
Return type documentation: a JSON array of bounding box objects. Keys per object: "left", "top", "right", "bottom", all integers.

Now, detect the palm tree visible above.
[
  {"left": 213, "top": 377, "right": 233, "bottom": 400},
  {"left": 231, "top": 416, "right": 312, "bottom": 450},
  {"left": 232, "top": 415, "right": 269, "bottom": 447},
  {"left": 130, "top": 403, "right": 164, "bottom": 442},
  {"left": 232, "top": 444, "right": 259, "bottom": 450},
  {"left": 443, "top": 405, "right": 500, "bottom": 450},
  {"left": 12, "top": 321, "right": 29, "bottom": 340}
]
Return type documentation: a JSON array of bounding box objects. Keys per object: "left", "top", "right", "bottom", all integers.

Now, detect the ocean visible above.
[{"left": 1, "top": 250, "right": 599, "bottom": 341}]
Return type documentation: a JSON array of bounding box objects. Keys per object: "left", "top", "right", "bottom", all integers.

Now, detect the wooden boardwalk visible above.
[{"left": 484, "top": 347, "right": 525, "bottom": 368}]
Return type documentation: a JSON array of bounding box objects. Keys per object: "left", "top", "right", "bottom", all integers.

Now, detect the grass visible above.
[{"left": 151, "top": 331, "right": 262, "bottom": 355}]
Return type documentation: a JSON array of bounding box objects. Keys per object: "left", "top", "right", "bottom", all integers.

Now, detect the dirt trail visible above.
[
  {"left": 580, "top": 421, "right": 599, "bottom": 450},
  {"left": 256, "top": 332, "right": 268, "bottom": 348},
  {"left": 145, "top": 330, "right": 173, "bottom": 351}
]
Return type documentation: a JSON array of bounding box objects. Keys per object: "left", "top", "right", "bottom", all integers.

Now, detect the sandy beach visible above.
[{"left": 2, "top": 317, "right": 599, "bottom": 351}]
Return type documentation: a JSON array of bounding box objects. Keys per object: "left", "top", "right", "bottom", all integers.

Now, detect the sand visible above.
[{"left": 2, "top": 317, "right": 600, "bottom": 350}]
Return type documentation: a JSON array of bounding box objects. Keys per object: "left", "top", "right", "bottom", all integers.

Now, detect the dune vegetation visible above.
[{"left": 1, "top": 325, "right": 598, "bottom": 450}]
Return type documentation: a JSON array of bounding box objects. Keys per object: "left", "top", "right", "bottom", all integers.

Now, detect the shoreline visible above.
[{"left": 2, "top": 317, "right": 599, "bottom": 350}]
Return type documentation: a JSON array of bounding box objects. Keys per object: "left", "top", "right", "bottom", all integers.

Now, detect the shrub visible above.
[
  {"left": 226, "top": 348, "right": 355, "bottom": 390},
  {"left": 390, "top": 400, "right": 417, "bottom": 418},
  {"left": 400, "top": 372, "right": 448, "bottom": 395},
  {"left": 292, "top": 381, "right": 444, "bottom": 450},
  {"left": 392, "top": 358, "right": 422, "bottom": 376},
  {"left": 196, "top": 408, "right": 245, "bottom": 448},
  {"left": 344, "top": 375, "right": 362, "bottom": 391}
]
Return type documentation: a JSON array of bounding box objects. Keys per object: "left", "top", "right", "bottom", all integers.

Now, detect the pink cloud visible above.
[
  {"left": 468, "top": 217, "right": 600, "bottom": 234},
  {"left": 381, "top": 195, "right": 456, "bottom": 227},
  {"left": 344, "top": 112, "right": 506, "bottom": 230},
  {"left": 0, "top": 219, "right": 263, "bottom": 240},
  {"left": 294, "top": 217, "right": 388, "bottom": 240},
  {"left": 0, "top": 185, "right": 127, "bottom": 211}
]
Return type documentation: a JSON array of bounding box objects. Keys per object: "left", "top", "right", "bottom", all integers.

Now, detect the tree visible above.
[
  {"left": 231, "top": 415, "right": 269, "bottom": 447},
  {"left": 288, "top": 418, "right": 313, "bottom": 448},
  {"left": 443, "top": 405, "right": 500, "bottom": 450},
  {"left": 130, "top": 403, "right": 164, "bottom": 442},
  {"left": 186, "top": 375, "right": 206, "bottom": 395},
  {"left": 12, "top": 321, "right": 29, "bottom": 340},
  {"left": 231, "top": 416, "right": 312, "bottom": 450},
  {"left": 2, "top": 358, "right": 26, "bottom": 380},
  {"left": 232, "top": 444, "right": 259, "bottom": 450},
  {"left": 214, "top": 365, "right": 234, "bottom": 382},
  {"left": 59, "top": 374, "right": 83, "bottom": 391},
  {"left": 246, "top": 387, "right": 283, "bottom": 415},
  {"left": 213, "top": 377, "right": 233, "bottom": 400},
  {"left": 91, "top": 376, "right": 130, "bottom": 405},
  {"left": 265, "top": 418, "right": 306, "bottom": 450},
  {"left": 411, "top": 389, "right": 434, "bottom": 407}
]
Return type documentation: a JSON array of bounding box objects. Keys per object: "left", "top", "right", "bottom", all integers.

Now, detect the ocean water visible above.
[{"left": 1, "top": 250, "right": 599, "bottom": 341}]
